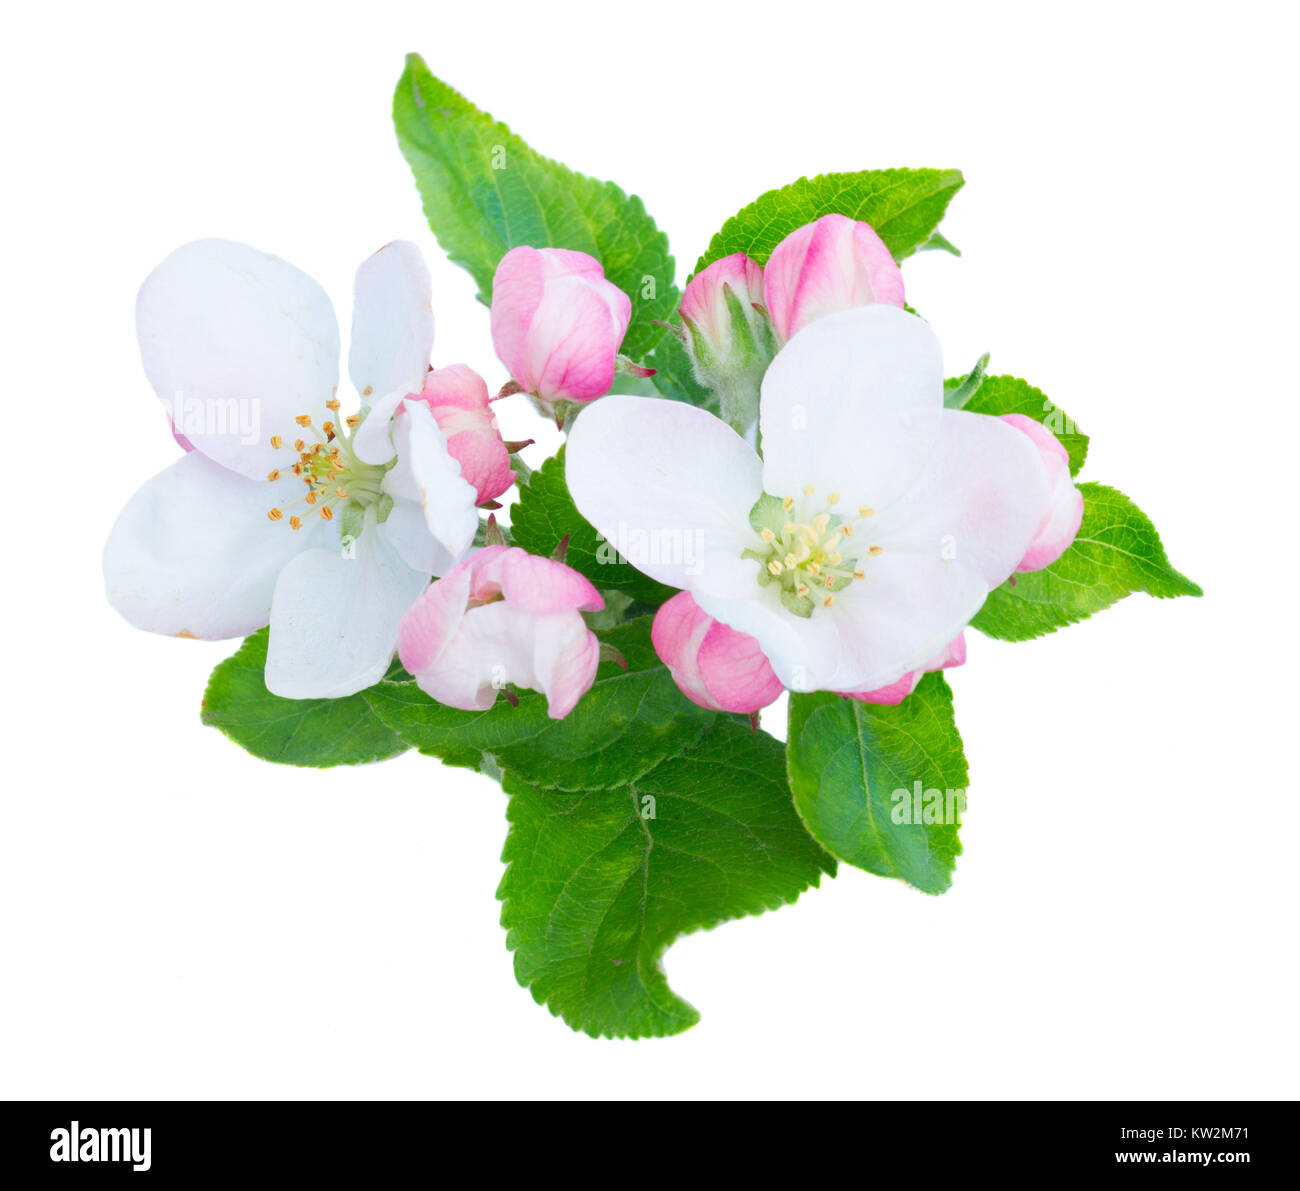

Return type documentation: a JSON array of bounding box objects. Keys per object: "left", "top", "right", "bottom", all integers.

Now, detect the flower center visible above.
[
  {"left": 746, "top": 486, "right": 883, "bottom": 617},
  {"left": 264, "top": 402, "right": 391, "bottom": 535}
]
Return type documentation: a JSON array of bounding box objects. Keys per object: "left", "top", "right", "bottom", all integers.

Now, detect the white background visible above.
[{"left": 2, "top": 0, "right": 1295, "bottom": 1100}]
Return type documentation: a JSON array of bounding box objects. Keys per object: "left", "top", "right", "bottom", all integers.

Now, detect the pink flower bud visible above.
[
  {"left": 839, "top": 634, "right": 967, "bottom": 706},
  {"left": 651, "top": 591, "right": 784, "bottom": 714},
  {"left": 398, "top": 545, "right": 605, "bottom": 719},
  {"left": 405, "top": 364, "right": 514, "bottom": 505},
  {"left": 763, "top": 213, "right": 905, "bottom": 344},
  {"left": 678, "top": 253, "right": 775, "bottom": 433},
  {"left": 490, "top": 246, "right": 632, "bottom": 403},
  {"left": 1001, "top": 414, "right": 1084, "bottom": 572}
]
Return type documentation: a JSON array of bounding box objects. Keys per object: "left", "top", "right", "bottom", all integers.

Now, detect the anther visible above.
[
  {"left": 761, "top": 528, "right": 776, "bottom": 544},
  {"left": 782, "top": 496, "right": 795, "bottom": 511},
  {"left": 823, "top": 594, "right": 835, "bottom": 608},
  {"left": 326, "top": 398, "right": 341, "bottom": 411},
  {"left": 289, "top": 516, "right": 302, "bottom": 530},
  {"left": 267, "top": 469, "right": 280, "bottom": 482},
  {"left": 827, "top": 491, "right": 840, "bottom": 505},
  {"left": 270, "top": 435, "right": 283, "bottom": 449},
  {"left": 322, "top": 420, "right": 336, "bottom": 440},
  {"left": 320, "top": 506, "right": 334, "bottom": 521},
  {"left": 859, "top": 506, "right": 874, "bottom": 518},
  {"left": 803, "top": 484, "right": 815, "bottom": 497},
  {"left": 853, "top": 568, "right": 866, "bottom": 580},
  {"left": 869, "top": 545, "right": 883, "bottom": 556},
  {"left": 796, "top": 584, "right": 809, "bottom": 597},
  {"left": 294, "top": 439, "right": 306, "bottom": 452},
  {"left": 767, "top": 560, "right": 784, "bottom": 576},
  {"left": 295, "top": 414, "right": 312, "bottom": 427},
  {"left": 267, "top": 508, "right": 282, "bottom": 522},
  {"left": 841, "top": 524, "right": 854, "bottom": 537},
  {"left": 345, "top": 414, "right": 362, "bottom": 429}
]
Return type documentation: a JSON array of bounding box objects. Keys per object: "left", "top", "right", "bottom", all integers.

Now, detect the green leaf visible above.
[
  {"left": 499, "top": 718, "right": 836, "bottom": 1038},
  {"left": 786, "top": 675, "right": 967, "bottom": 895},
  {"left": 695, "top": 168, "right": 965, "bottom": 275},
  {"left": 508, "top": 448, "right": 675, "bottom": 605},
  {"left": 955, "top": 374, "right": 1089, "bottom": 476},
  {"left": 363, "top": 617, "right": 715, "bottom": 791},
  {"left": 393, "top": 54, "right": 676, "bottom": 361},
  {"left": 972, "top": 483, "right": 1202, "bottom": 642},
  {"left": 201, "top": 630, "right": 410, "bottom": 768},
  {"left": 918, "top": 229, "right": 961, "bottom": 257}
]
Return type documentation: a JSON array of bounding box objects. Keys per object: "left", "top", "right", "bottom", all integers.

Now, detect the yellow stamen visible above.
[
  {"left": 295, "top": 414, "right": 312, "bottom": 427},
  {"left": 760, "top": 528, "right": 776, "bottom": 544},
  {"left": 270, "top": 435, "right": 283, "bottom": 449},
  {"left": 853, "top": 569, "right": 866, "bottom": 581},
  {"left": 267, "top": 508, "right": 282, "bottom": 522},
  {"left": 823, "top": 594, "right": 835, "bottom": 608},
  {"left": 323, "top": 420, "right": 336, "bottom": 440},
  {"left": 320, "top": 506, "right": 334, "bottom": 521},
  {"left": 869, "top": 545, "right": 883, "bottom": 556},
  {"left": 326, "top": 398, "right": 341, "bottom": 411},
  {"left": 827, "top": 551, "right": 842, "bottom": 566},
  {"left": 305, "top": 491, "right": 317, "bottom": 505},
  {"left": 802, "top": 485, "right": 815, "bottom": 497},
  {"left": 345, "top": 414, "right": 362, "bottom": 429},
  {"left": 813, "top": 512, "right": 831, "bottom": 531},
  {"left": 767, "top": 560, "right": 784, "bottom": 576},
  {"left": 827, "top": 491, "right": 840, "bottom": 505},
  {"left": 335, "top": 486, "right": 348, "bottom": 498},
  {"left": 859, "top": 505, "right": 874, "bottom": 518},
  {"left": 267, "top": 469, "right": 281, "bottom": 482},
  {"left": 796, "top": 584, "right": 809, "bottom": 598},
  {"left": 824, "top": 575, "right": 834, "bottom": 588},
  {"left": 289, "top": 516, "right": 302, "bottom": 530},
  {"left": 294, "top": 439, "right": 306, "bottom": 452},
  {"left": 841, "top": 524, "right": 854, "bottom": 537},
  {"left": 784, "top": 554, "right": 797, "bottom": 569},
  {"left": 782, "top": 496, "right": 795, "bottom": 511}
]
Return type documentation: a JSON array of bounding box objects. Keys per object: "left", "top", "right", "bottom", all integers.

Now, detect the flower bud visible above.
[
  {"left": 651, "top": 591, "right": 784, "bottom": 713},
  {"left": 405, "top": 364, "right": 514, "bottom": 505},
  {"left": 764, "top": 213, "right": 905, "bottom": 344},
  {"left": 1001, "top": 414, "right": 1084, "bottom": 572},
  {"left": 678, "top": 253, "right": 775, "bottom": 435},
  {"left": 398, "top": 545, "right": 605, "bottom": 719},
  {"left": 839, "top": 634, "right": 967, "bottom": 705},
  {"left": 490, "top": 246, "right": 631, "bottom": 403}
]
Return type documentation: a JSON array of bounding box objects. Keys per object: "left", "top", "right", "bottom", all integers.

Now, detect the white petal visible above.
[
  {"left": 871, "top": 410, "right": 1052, "bottom": 588},
  {"left": 349, "top": 241, "right": 434, "bottom": 415},
  {"left": 103, "top": 451, "right": 322, "bottom": 639},
  {"left": 759, "top": 305, "right": 944, "bottom": 512},
  {"left": 378, "top": 504, "right": 458, "bottom": 577},
  {"left": 137, "top": 239, "right": 339, "bottom": 481},
  {"left": 566, "top": 395, "right": 763, "bottom": 588},
  {"left": 383, "top": 403, "right": 479, "bottom": 557},
  {"left": 265, "top": 515, "right": 430, "bottom": 699},
  {"left": 351, "top": 388, "right": 407, "bottom": 466},
  {"left": 823, "top": 553, "right": 991, "bottom": 692}
]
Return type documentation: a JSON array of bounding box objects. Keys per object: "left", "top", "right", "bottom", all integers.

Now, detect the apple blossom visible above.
[
  {"left": 1001, "top": 414, "right": 1084, "bottom": 572},
  {"left": 489, "top": 246, "right": 631, "bottom": 404},
  {"left": 567, "top": 305, "right": 1053, "bottom": 695},
  {"left": 103, "top": 238, "right": 485, "bottom": 698},
  {"left": 764, "top": 213, "right": 905, "bottom": 344},
  {"left": 397, "top": 546, "right": 604, "bottom": 718},
  {"left": 839, "top": 633, "right": 966, "bottom": 705},
  {"left": 651, "top": 591, "right": 784, "bottom": 713},
  {"left": 678, "top": 253, "right": 775, "bottom": 436}
]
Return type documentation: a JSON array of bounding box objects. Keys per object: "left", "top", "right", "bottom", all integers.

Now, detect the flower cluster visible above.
[{"left": 105, "top": 213, "right": 1084, "bottom": 720}]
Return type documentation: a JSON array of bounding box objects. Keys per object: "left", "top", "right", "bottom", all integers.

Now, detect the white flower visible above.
[
  {"left": 566, "top": 305, "right": 1053, "bottom": 694},
  {"left": 103, "top": 238, "right": 480, "bottom": 698}
]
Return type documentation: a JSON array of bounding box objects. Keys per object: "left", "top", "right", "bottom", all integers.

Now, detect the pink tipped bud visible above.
[
  {"left": 764, "top": 213, "right": 905, "bottom": 344},
  {"left": 490, "top": 246, "right": 632, "bottom": 404},
  {"left": 651, "top": 591, "right": 784, "bottom": 714},
  {"left": 405, "top": 364, "right": 515, "bottom": 505},
  {"left": 678, "top": 253, "right": 775, "bottom": 434}
]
